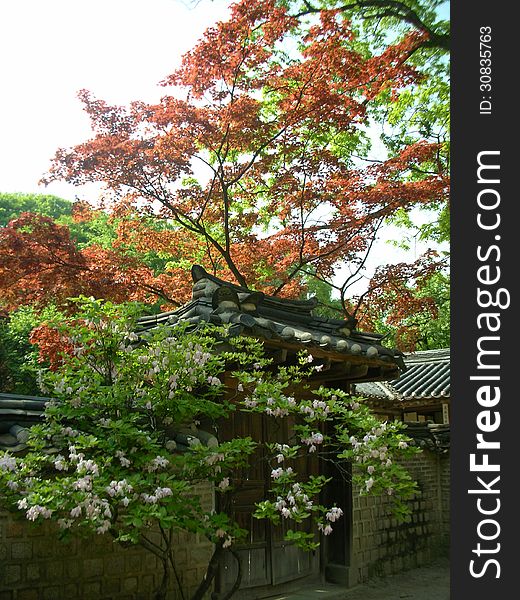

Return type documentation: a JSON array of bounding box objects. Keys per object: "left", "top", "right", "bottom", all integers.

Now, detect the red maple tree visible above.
[
  {"left": 2, "top": 0, "right": 449, "bottom": 347},
  {"left": 0, "top": 211, "right": 185, "bottom": 311}
]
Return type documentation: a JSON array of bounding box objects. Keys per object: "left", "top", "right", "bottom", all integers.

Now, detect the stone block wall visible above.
[
  {"left": 0, "top": 483, "right": 215, "bottom": 600},
  {"left": 351, "top": 449, "right": 450, "bottom": 584}
]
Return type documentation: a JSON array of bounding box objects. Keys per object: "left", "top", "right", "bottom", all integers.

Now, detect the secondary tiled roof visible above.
[
  {"left": 136, "top": 265, "right": 405, "bottom": 379},
  {"left": 404, "top": 422, "right": 450, "bottom": 454},
  {"left": 355, "top": 348, "right": 450, "bottom": 400},
  {"left": 0, "top": 394, "right": 49, "bottom": 452},
  {"left": 0, "top": 391, "right": 218, "bottom": 454}
]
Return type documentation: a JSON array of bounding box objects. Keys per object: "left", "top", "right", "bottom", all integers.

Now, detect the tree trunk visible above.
[
  {"left": 219, "top": 550, "right": 243, "bottom": 600},
  {"left": 155, "top": 557, "right": 170, "bottom": 600},
  {"left": 191, "top": 545, "right": 244, "bottom": 600}
]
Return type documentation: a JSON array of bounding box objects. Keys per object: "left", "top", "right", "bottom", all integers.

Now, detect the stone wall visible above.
[
  {"left": 350, "top": 449, "right": 450, "bottom": 584},
  {"left": 0, "top": 483, "right": 215, "bottom": 600}
]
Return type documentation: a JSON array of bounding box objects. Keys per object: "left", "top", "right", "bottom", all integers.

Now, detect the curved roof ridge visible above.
[{"left": 404, "top": 348, "right": 450, "bottom": 364}]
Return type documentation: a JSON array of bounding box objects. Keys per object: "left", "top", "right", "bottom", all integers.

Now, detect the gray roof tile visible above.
[
  {"left": 136, "top": 266, "right": 404, "bottom": 373},
  {"left": 356, "top": 348, "right": 450, "bottom": 400}
]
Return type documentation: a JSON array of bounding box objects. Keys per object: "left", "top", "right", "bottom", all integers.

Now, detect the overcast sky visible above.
[{"left": 0, "top": 0, "right": 230, "bottom": 200}]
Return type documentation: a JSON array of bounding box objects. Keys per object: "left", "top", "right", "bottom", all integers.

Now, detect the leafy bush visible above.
[{"left": 0, "top": 298, "right": 419, "bottom": 599}]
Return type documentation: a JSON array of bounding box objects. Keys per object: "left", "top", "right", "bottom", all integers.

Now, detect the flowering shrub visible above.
[{"left": 0, "top": 298, "right": 419, "bottom": 600}]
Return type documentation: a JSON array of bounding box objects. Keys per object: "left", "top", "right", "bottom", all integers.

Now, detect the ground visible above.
[
  {"left": 267, "top": 558, "right": 450, "bottom": 600},
  {"left": 342, "top": 558, "right": 450, "bottom": 600}
]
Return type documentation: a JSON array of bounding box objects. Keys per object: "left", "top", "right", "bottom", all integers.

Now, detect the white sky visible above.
[{"left": 0, "top": 0, "right": 230, "bottom": 199}]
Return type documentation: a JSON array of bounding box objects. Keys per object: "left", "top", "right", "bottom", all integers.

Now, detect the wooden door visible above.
[
  {"left": 218, "top": 411, "right": 316, "bottom": 593},
  {"left": 267, "top": 416, "right": 314, "bottom": 586}
]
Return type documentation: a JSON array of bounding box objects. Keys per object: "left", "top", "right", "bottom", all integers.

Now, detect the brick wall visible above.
[
  {"left": 350, "top": 449, "right": 450, "bottom": 584},
  {"left": 0, "top": 483, "right": 215, "bottom": 600}
]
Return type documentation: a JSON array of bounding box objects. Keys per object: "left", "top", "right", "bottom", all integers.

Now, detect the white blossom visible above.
[
  {"left": 141, "top": 493, "right": 158, "bottom": 504},
  {"left": 274, "top": 498, "right": 286, "bottom": 510},
  {"left": 58, "top": 519, "right": 74, "bottom": 529},
  {"left": 146, "top": 456, "right": 169, "bottom": 472},
  {"left": 115, "top": 450, "right": 131, "bottom": 468},
  {"left": 96, "top": 520, "right": 111, "bottom": 534},
  {"left": 0, "top": 454, "right": 17, "bottom": 472},
  {"left": 53, "top": 455, "right": 67, "bottom": 471},
  {"left": 205, "top": 452, "right": 225, "bottom": 466},
  {"left": 326, "top": 507, "right": 343, "bottom": 522},
  {"left": 73, "top": 476, "right": 92, "bottom": 492},
  {"left": 155, "top": 487, "right": 173, "bottom": 499},
  {"left": 77, "top": 459, "right": 99, "bottom": 476},
  {"left": 26, "top": 505, "right": 52, "bottom": 521},
  {"left": 318, "top": 523, "right": 333, "bottom": 535},
  {"left": 106, "top": 479, "right": 133, "bottom": 497}
]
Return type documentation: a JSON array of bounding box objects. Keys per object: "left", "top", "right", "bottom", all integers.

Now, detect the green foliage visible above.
[
  {"left": 0, "top": 193, "right": 72, "bottom": 227},
  {"left": 0, "top": 305, "right": 64, "bottom": 394},
  {"left": 373, "top": 271, "right": 450, "bottom": 350},
  {"left": 63, "top": 211, "right": 117, "bottom": 251}
]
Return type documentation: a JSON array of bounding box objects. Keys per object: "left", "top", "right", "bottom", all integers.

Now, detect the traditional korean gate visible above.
[{"left": 218, "top": 411, "right": 317, "bottom": 595}]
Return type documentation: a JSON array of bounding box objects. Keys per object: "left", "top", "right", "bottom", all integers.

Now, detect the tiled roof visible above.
[
  {"left": 355, "top": 348, "right": 450, "bottom": 400},
  {"left": 0, "top": 392, "right": 218, "bottom": 454},
  {"left": 136, "top": 265, "right": 405, "bottom": 378},
  {"left": 0, "top": 394, "right": 49, "bottom": 452},
  {"left": 1, "top": 266, "right": 406, "bottom": 452}
]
